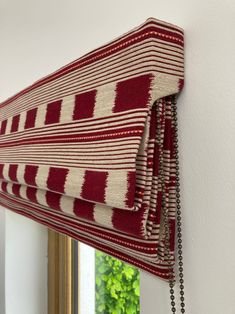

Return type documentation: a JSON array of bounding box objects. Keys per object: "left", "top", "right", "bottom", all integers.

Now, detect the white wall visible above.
[{"left": 0, "top": 0, "right": 235, "bottom": 314}]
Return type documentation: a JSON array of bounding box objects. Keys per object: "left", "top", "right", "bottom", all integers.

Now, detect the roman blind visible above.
[{"left": 0, "top": 17, "right": 185, "bottom": 312}]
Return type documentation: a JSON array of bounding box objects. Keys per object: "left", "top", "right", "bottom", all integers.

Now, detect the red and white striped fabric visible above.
[{"left": 0, "top": 18, "right": 184, "bottom": 279}]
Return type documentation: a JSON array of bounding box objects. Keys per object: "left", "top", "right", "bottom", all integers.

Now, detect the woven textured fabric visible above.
[{"left": 0, "top": 18, "right": 184, "bottom": 279}]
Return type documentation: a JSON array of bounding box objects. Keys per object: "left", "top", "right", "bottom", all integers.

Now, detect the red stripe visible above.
[
  {"left": 125, "top": 171, "right": 136, "bottom": 208},
  {"left": 73, "top": 90, "right": 96, "bottom": 120},
  {"left": 26, "top": 186, "right": 38, "bottom": 203},
  {"left": 169, "top": 219, "right": 176, "bottom": 251},
  {"left": 112, "top": 204, "right": 146, "bottom": 237},
  {"left": 46, "top": 190, "right": 61, "bottom": 210},
  {"left": 24, "top": 165, "right": 38, "bottom": 186},
  {"left": 1, "top": 182, "right": 7, "bottom": 192},
  {"left": 114, "top": 74, "right": 152, "bottom": 112},
  {"left": 47, "top": 167, "right": 68, "bottom": 194},
  {"left": 81, "top": 170, "right": 108, "bottom": 204},
  {"left": 0, "top": 164, "right": 3, "bottom": 179},
  {"left": 45, "top": 100, "right": 62, "bottom": 125},
  {"left": 0, "top": 120, "right": 7, "bottom": 135},
  {"left": 74, "top": 198, "right": 95, "bottom": 221},
  {"left": 8, "top": 164, "right": 18, "bottom": 182},
  {"left": 12, "top": 183, "right": 21, "bottom": 197},
  {"left": 163, "top": 118, "right": 172, "bottom": 150},
  {"left": 25, "top": 107, "right": 38, "bottom": 129},
  {"left": 10, "top": 114, "right": 20, "bottom": 133}
]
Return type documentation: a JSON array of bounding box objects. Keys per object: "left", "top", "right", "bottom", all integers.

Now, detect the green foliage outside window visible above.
[{"left": 95, "top": 251, "right": 140, "bottom": 314}]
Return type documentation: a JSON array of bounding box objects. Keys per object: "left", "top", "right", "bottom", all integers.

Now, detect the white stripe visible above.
[
  {"left": 60, "top": 95, "right": 75, "bottom": 124},
  {"left": 18, "top": 111, "right": 27, "bottom": 132},
  {"left": 64, "top": 168, "right": 85, "bottom": 198},
  {"left": 2, "top": 164, "right": 9, "bottom": 180},
  {"left": 150, "top": 72, "right": 179, "bottom": 101},
  {"left": 105, "top": 170, "right": 129, "bottom": 208},
  {"left": 35, "top": 165, "right": 49, "bottom": 188},
  {"left": 6, "top": 182, "right": 13, "bottom": 195},
  {"left": 5, "top": 117, "right": 12, "bottom": 134},
  {"left": 34, "top": 104, "right": 47, "bottom": 128},
  {"left": 17, "top": 164, "right": 26, "bottom": 183},
  {"left": 93, "top": 82, "right": 116, "bottom": 118},
  {"left": 60, "top": 195, "right": 75, "bottom": 215},
  {"left": 20, "top": 185, "right": 27, "bottom": 199},
  {"left": 36, "top": 189, "right": 48, "bottom": 207},
  {"left": 93, "top": 203, "right": 113, "bottom": 228}
]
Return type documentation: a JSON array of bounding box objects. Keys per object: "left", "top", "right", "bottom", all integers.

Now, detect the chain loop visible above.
[{"left": 172, "top": 96, "right": 185, "bottom": 313}]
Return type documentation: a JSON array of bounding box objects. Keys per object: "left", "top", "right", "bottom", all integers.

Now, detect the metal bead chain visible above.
[
  {"left": 155, "top": 97, "right": 186, "bottom": 313},
  {"left": 172, "top": 95, "right": 186, "bottom": 313}
]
